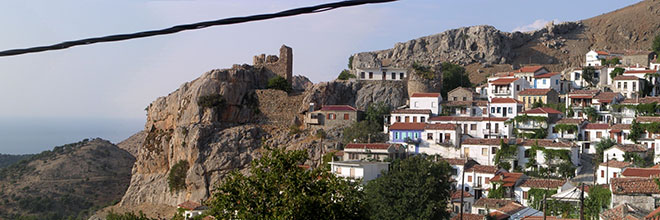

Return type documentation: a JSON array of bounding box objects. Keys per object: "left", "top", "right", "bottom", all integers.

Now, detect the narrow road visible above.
[{"left": 572, "top": 154, "right": 595, "bottom": 184}]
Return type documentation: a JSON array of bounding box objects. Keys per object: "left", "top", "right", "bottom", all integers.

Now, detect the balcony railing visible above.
[
  {"left": 492, "top": 90, "right": 511, "bottom": 95},
  {"left": 306, "top": 114, "right": 319, "bottom": 124},
  {"left": 483, "top": 129, "right": 501, "bottom": 135}
]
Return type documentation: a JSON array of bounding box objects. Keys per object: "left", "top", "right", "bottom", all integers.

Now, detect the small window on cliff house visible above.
[
  {"left": 360, "top": 72, "right": 365, "bottom": 79},
  {"left": 369, "top": 72, "right": 373, "bottom": 79},
  {"left": 392, "top": 72, "right": 396, "bottom": 79},
  {"left": 344, "top": 114, "right": 349, "bottom": 120},
  {"left": 400, "top": 72, "right": 404, "bottom": 79}
]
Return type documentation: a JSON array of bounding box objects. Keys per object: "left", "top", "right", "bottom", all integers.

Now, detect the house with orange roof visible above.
[
  {"left": 463, "top": 164, "right": 503, "bottom": 199},
  {"left": 304, "top": 104, "right": 360, "bottom": 129},
  {"left": 586, "top": 50, "right": 611, "bottom": 67},
  {"left": 548, "top": 118, "right": 587, "bottom": 141},
  {"left": 515, "top": 178, "right": 567, "bottom": 207},
  {"left": 610, "top": 177, "right": 660, "bottom": 211},
  {"left": 603, "top": 144, "right": 647, "bottom": 162},
  {"left": 617, "top": 97, "right": 660, "bottom": 124},
  {"left": 600, "top": 203, "right": 648, "bottom": 220},
  {"left": 419, "top": 123, "right": 462, "bottom": 156},
  {"left": 612, "top": 74, "right": 645, "bottom": 98},
  {"left": 427, "top": 116, "right": 513, "bottom": 139},
  {"left": 596, "top": 160, "right": 632, "bottom": 185},
  {"left": 488, "top": 98, "right": 524, "bottom": 119},
  {"left": 517, "top": 88, "right": 559, "bottom": 110},
  {"left": 343, "top": 143, "right": 405, "bottom": 161},
  {"left": 582, "top": 123, "right": 611, "bottom": 154},
  {"left": 487, "top": 77, "right": 530, "bottom": 101},
  {"left": 490, "top": 172, "right": 526, "bottom": 201},
  {"left": 532, "top": 72, "right": 562, "bottom": 92},
  {"left": 410, "top": 92, "right": 443, "bottom": 115},
  {"left": 384, "top": 108, "right": 432, "bottom": 133},
  {"left": 449, "top": 190, "right": 474, "bottom": 215},
  {"left": 609, "top": 124, "right": 634, "bottom": 145},
  {"left": 514, "top": 65, "right": 549, "bottom": 86},
  {"left": 388, "top": 122, "right": 426, "bottom": 153}
]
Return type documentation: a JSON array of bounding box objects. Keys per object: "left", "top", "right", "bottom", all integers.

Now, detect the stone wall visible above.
[
  {"left": 255, "top": 89, "right": 305, "bottom": 125},
  {"left": 611, "top": 194, "right": 655, "bottom": 211},
  {"left": 253, "top": 45, "right": 293, "bottom": 84},
  {"left": 448, "top": 88, "right": 474, "bottom": 101}
]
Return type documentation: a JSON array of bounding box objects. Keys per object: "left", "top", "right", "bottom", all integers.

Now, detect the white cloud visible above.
[{"left": 512, "top": 19, "right": 560, "bottom": 32}]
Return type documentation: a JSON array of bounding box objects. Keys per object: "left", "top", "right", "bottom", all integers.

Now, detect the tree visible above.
[
  {"left": 207, "top": 148, "right": 366, "bottom": 220},
  {"left": 337, "top": 69, "right": 355, "bottom": 80},
  {"left": 582, "top": 66, "right": 597, "bottom": 87},
  {"left": 363, "top": 155, "right": 452, "bottom": 219},
  {"left": 624, "top": 152, "right": 646, "bottom": 167},
  {"left": 167, "top": 160, "right": 189, "bottom": 192},
  {"left": 628, "top": 120, "right": 644, "bottom": 143},
  {"left": 440, "top": 62, "right": 472, "bottom": 99},
  {"left": 610, "top": 67, "right": 625, "bottom": 80},
  {"left": 584, "top": 185, "right": 611, "bottom": 220},
  {"left": 266, "top": 76, "right": 292, "bottom": 93},
  {"left": 348, "top": 56, "right": 354, "bottom": 69},
  {"left": 342, "top": 121, "right": 387, "bottom": 144},
  {"left": 365, "top": 102, "right": 391, "bottom": 127},
  {"left": 583, "top": 107, "right": 598, "bottom": 122},
  {"left": 532, "top": 100, "right": 544, "bottom": 109},
  {"left": 594, "top": 138, "right": 616, "bottom": 165},
  {"left": 653, "top": 34, "right": 660, "bottom": 55},
  {"left": 494, "top": 140, "right": 516, "bottom": 171}
]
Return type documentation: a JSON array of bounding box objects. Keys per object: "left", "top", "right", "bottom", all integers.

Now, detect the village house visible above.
[
  {"left": 612, "top": 75, "right": 644, "bottom": 98},
  {"left": 616, "top": 50, "right": 657, "bottom": 68},
  {"left": 600, "top": 203, "right": 648, "bottom": 220},
  {"left": 450, "top": 190, "right": 474, "bottom": 214},
  {"left": 388, "top": 123, "right": 425, "bottom": 153},
  {"left": 532, "top": 72, "right": 562, "bottom": 92},
  {"left": 515, "top": 178, "right": 566, "bottom": 207},
  {"left": 517, "top": 139, "right": 580, "bottom": 169},
  {"left": 548, "top": 118, "right": 587, "bottom": 141},
  {"left": 622, "top": 69, "right": 660, "bottom": 96},
  {"left": 582, "top": 123, "right": 611, "bottom": 154},
  {"left": 448, "top": 87, "right": 477, "bottom": 101},
  {"left": 616, "top": 97, "right": 660, "bottom": 124},
  {"left": 603, "top": 144, "right": 647, "bottom": 162},
  {"left": 463, "top": 165, "right": 501, "bottom": 199},
  {"left": 621, "top": 167, "right": 660, "bottom": 179},
  {"left": 517, "top": 88, "right": 559, "bottom": 110},
  {"left": 177, "top": 201, "right": 208, "bottom": 220},
  {"left": 355, "top": 64, "right": 407, "bottom": 81},
  {"left": 490, "top": 172, "right": 526, "bottom": 201},
  {"left": 443, "top": 100, "right": 488, "bottom": 117},
  {"left": 568, "top": 66, "right": 607, "bottom": 89},
  {"left": 489, "top": 98, "right": 523, "bottom": 118},
  {"left": 636, "top": 116, "right": 660, "bottom": 150},
  {"left": 443, "top": 157, "right": 478, "bottom": 191},
  {"left": 461, "top": 138, "right": 513, "bottom": 166},
  {"left": 471, "top": 198, "right": 516, "bottom": 216},
  {"left": 596, "top": 160, "right": 632, "bottom": 185},
  {"left": 585, "top": 50, "right": 611, "bottom": 67},
  {"left": 383, "top": 109, "right": 431, "bottom": 132},
  {"left": 488, "top": 201, "right": 541, "bottom": 220},
  {"left": 329, "top": 161, "right": 390, "bottom": 184},
  {"left": 514, "top": 65, "right": 550, "bottom": 85},
  {"left": 610, "top": 177, "right": 660, "bottom": 212},
  {"left": 419, "top": 123, "right": 462, "bottom": 156},
  {"left": 342, "top": 143, "right": 405, "bottom": 161},
  {"left": 590, "top": 91, "right": 623, "bottom": 123},
  {"left": 514, "top": 107, "right": 563, "bottom": 139},
  {"left": 305, "top": 104, "right": 359, "bottom": 129},
  {"left": 610, "top": 124, "right": 634, "bottom": 145},
  {"left": 428, "top": 116, "right": 512, "bottom": 139},
  {"left": 566, "top": 90, "right": 599, "bottom": 118},
  {"left": 488, "top": 77, "right": 530, "bottom": 101},
  {"left": 410, "top": 92, "right": 443, "bottom": 115}
]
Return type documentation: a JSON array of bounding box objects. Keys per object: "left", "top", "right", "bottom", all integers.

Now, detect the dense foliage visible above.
[
  {"left": 653, "top": 34, "right": 660, "bottom": 55},
  {"left": 365, "top": 101, "right": 391, "bottom": 128},
  {"left": 363, "top": 155, "right": 452, "bottom": 219},
  {"left": 527, "top": 188, "right": 557, "bottom": 210},
  {"left": 609, "top": 67, "right": 625, "bottom": 79},
  {"left": 167, "top": 160, "right": 189, "bottom": 192},
  {"left": 581, "top": 66, "right": 597, "bottom": 87},
  {"left": 412, "top": 62, "right": 435, "bottom": 80},
  {"left": 348, "top": 56, "right": 353, "bottom": 69},
  {"left": 266, "top": 76, "right": 292, "bottom": 93},
  {"left": 584, "top": 185, "right": 611, "bottom": 220},
  {"left": 342, "top": 102, "right": 390, "bottom": 144},
  {"left": 600, "top": 57, "right": 620, "bottom": 66},
  {"left": 594, "top": 139, "right": 616, "bottom": 164},
  {"left": 624, "top": 152, "right": 647, "bottom": 167},
  {"left": 440, "top": 62, "right": 472, "bottom": 99},
  {"left": 628, "top": 120, "right": 644, "bottom": 143},
  {"left": 197, "top": 94, "right": 225, "bottom": 109},
  {"left": 337, "top": 69, "right": 355, "bottom": 80},
  {"left": 494, "top": 140, "right": 516, "bottom": 171},
  {"left": 207, "top": 148, "right": 366, "bottom": 220},
  {"left": 583, "top": 107, "right": 598, "bottom": 122},
  {"left": 0, "top": 154, "right": 34, "bottom": 169}
]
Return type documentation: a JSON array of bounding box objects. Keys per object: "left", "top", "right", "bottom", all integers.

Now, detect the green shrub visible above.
[
  {"left": 197, "top": 94, "right": 225, "bottom": 109},
  {"left": 266, "top": 76, "right": 292, "bottom": 93},
  {"left": 337, "top": 69, "right": 355, "bottom": 80},
  {"left": 288, "top": 125, "right": 302, "bottom": 135},
  {"left": 167, "top": 160, "right": 189, "bottom": 192}
]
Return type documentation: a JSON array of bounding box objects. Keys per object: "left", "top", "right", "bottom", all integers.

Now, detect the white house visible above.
[
  {"left": 471, "top": 198, "right": 516, "bottom": 216},
  {"left": 355, "top": 66, "right": 407, "bottom": 81},
  {"left": 177, "top": 201, "right": 208, "bottom": 220},
  {"left": 532, "top": 72, "right": 561, "bottom": 91},
  {"left": 428, "top": 116, "right": 512, "bottom": 139},
  {"left": 463, "top": 165, "right": 500, "bottom": 199},
  {"left": 488, "top": 77, "right": 529, "bottom": 101},
  {"left": 586, "top": 50, "right": 610, "bottom": 66},
  {"left": 548, "top": 118, "right": 586, "bottom": 141},
  {"left": 418, "top": 123, "right": 462, "bottom": 157},
  {"left": 410, "top": 93, "right": 443, "bottom": 115},
  {"left": 569, "top": 66, "right": 607, "bottom": 89},
  {"left": 488, "top": 98, "right": 523, "bottom": 118},
  {"left": 514, "top": 65, "right": 549, "bottom": 85},
  {"left": 517, "top": 139, "right": 580, "bottom": 168},
  {"left": 461, "top": 138, "right": 512, "bottom": 166},
  {"left": 343, "top": 143, "right": 405, "bottom": 161},
  {"left": 515, "top": 178, "right": 566, "bottom": 207},
  {"left": 329, "top": 161, "right": 390, "bottom": 184},
  {"left": 384, "top": 108, "right": 431, "bottom": 132},
  {"left": 596, "top": 160, "right": 632, "bottom": 185},
  {"left": 602, "top": 144, "right": 647, "bottom": 162},
  {"left": 612, "top": 75, "right": 644, "bottom": 98},
  {"left": 610, "top": 124, "right": 634, "bottom": 145},
  {"left": 617, "top": 97, "right": 660, "bottom": 124},
  {"left": 582, "top": 123, "right": 611, "bottom": 154},
  {"left": 443, "top": 158, "right": 478, "bottom": 191},
  {"left": 444, "top": 100, "right": 488, "bottom": 117}
]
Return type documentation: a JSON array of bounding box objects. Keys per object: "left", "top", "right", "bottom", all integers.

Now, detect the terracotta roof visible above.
[
  {"left": 465, "top": 165, "right": 499, "bottom": 174},
  {"left": 614, "top": 75, "right": 641, "bottom": 80},
  {"left": 491, "top": 97, "right": 523, "bottom": 104},
  {"left": 345, "top": 143, "right": 392, "bottom": 150},
  {"left": 425, "top": 123, "right": 458, "bottom": 130},
  {"left": 389, "top": 123, "right": 426, "bottom": 130},
  {"left": 621, "top": 97, "right": 660, "bottom": 104},
  {"left": 594, "top": 92, "right": 622, "bottom": 101},
  {"left": 494, "top": 72, "right": 515, "bottom": 77},
  {"left": 646, "top": 206, "right": 660, "bottom": 219},
  {"left": 584, "top": 123, "right": 610, "bottom": 130},
  {"left": 410, "top": 92, "right": 441, "bottom": 98},
  {"left": 568, "top": 90, "right": 599, "bottom": 97},
  {"left": 475, "top": 100, "right": 489, "bottom": 106},
  {"left": 473, "top": 198, "right": 515, "bottom": 209},
  {"left": 614, "top": 144, "right": 647, "bottom": 153},
  {"left": 494, "top": 202, "right": 525, "bottom": 216},
  {"left": 490, "top": 77, "right": 520, "bottom": 85},
  {"left": 600, "top": 203, "right": 646, "bottom": 220},
  {"left": 178, "top": 201, "right": 202, "bottom": 210},
  {"left": 610, "top": 124, "right": 632, "bottom": 131},
  {"left": 334, "top": 151, "right": 344, "bottom": 156},
  {"left": 534, "top": 72, "right": 560, "bottom": 78},
  {"left": 428, "top": 116, "right": 509, "bottom": 122},
  {"left": 599, "top": 160, "right": 633, "bottom": 168},
  {"left": 519, "top": 139, "right": 574, "bottom": 148},
  {"left": 450, "top": 214, "right": 484, "bottom": 220},
  {"left": 621, "top": 168, "right": 660, "bottom": 178},
  {"left": 519, "top": 88, "right": 553, "bottom": 96},
  {"left": 518, "top": 65, "right": 545, "bottom": 73},
  {"left": 637, "top": 116, "right": 660, "bottom": 123},
  {"left": 556, "top": 118, "right": 584, "bottom": 125},
  {"left": 448, "top": 86, "right": 475, "bottom": 94},
  {"left": 390, "top": 109, "right": 432, "bottom": 114},
  {"left": 520, "top": 178, "right": 566, "bottom": 189},
  {"left": 443, "top": 100, "right": 474, "bottom": 107},
  {"left": 595, "top": 50, "right": 609, "bottom": 55},
  {"left": 442, "top": 157, "right": 471, "bottom": 166},
  {"left": 462, "top": 138, "right": 510, "bottom": 146},
  {"left": 320, "top": 105, "right": 357, "bottom": 111},
  {"left": 490, "top": 172, "right": 524, "bottom": 187},
  {"left": 624, "top": 69, "right": 658, "bottom": 74},
  {"left": 611, "top": 177, "right": 660, "bottom": 195},
  {"left": 524, "top": 107, "right": 562, "bottom": 114},
  {"left": 451, "top": 190, "right": 473, "bottom": 200}
]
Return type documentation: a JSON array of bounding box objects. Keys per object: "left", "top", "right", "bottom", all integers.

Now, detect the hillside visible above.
[
  {"left": 0, "top": 139, "right": 135, "bottom": 220},
  {"left": 352, "top": 0, "right": 660, "bottom": 85},
  {"left": 0, "top": 153, "right": 33, "bottom": 169}
]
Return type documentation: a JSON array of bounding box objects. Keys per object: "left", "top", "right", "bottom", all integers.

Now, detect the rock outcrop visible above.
[
  {"left": 299, "top": 80, "right": 408, "bottom": 113},
  {"left": 117, "top": 130, "right": 146, "bottom": 158}
]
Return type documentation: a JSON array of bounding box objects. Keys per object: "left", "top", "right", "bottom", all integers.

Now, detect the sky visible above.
[{"left": 0, "top": 0, "right": 641, "bottom": 154}]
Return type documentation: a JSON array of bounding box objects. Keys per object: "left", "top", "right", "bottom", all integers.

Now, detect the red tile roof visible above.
[
  {"left": 522, "top": 217, "right": 578, "bottom": 220},
  {"left": 344, "top": 143, "right": 392, "bottom": 150},
  {"left": 584, "top": 123, "right": 610, "bottom": 130},
  {"left": 448, "top": 87, "right": 475, "bottom": 94},
  {"left": 491, "top": 98, "right": 523, "bottom": 104},
  {"left": 428, "top": 116, "right": 509, "bottom": 122},
  {"left": 425, "top": 123, "right": 458, "bottom": 130},
  {"left": 178, "top": 201, "right": 202, "bottom": 210},
  {"left": 320, "top": 105, "right": 357, "bottom": 111},
  {"left": 462, "top": 138, "right": 511, "bottom": 146},
  {"left": 519, "top": 88, "right": 553, "bottom": 96},
  {"left": 594, "top": 92, "right": 622, "bottom": 101},
  {"left": 599, "top": 160, "right": 633, "bottom": 169},
  {"left": 389, "top": 123, "right": 426, "bottom": 130},
  {"left": 610, "top": 124, "right": 632, "bottom": 131},
  {"left": 621, "top": 168, "right": 660, "bottom": 178},
  {"left": 595, "top": 50, "right": 609, "bottom": 55},
  {"left": 611, "top": 177, "right": 660, "bottom": 195},
  {"left": 519, "top": 139, "right": 574, "bottom": 148},
  {"left": 465, "top": 165, "right": 499, "bottom": 174},
  {"left": 443, "top": 100, "right": 475, "bottom": 107},
  {"left": 534, "top": 72, "right": 560, "bottom": 78},
  {"left": 614, "top": 144, "right": 647, "bottom": 153},
  {"left": 637, "top": 116, "right": 660, "bottom": 123},
  {"left": 646, "top": 206, "right": 660, "bottom": 219},
  {"left": 493, "top": 202, "right": 525, "bottom": 216},
  {"left": 556, "top": 118, "right": 584, "bottom": 125},
  {"left": 518, "top": 65, "right": 546, "bottom": 73},
  {"left": 490, "top": 77, "right": 520, "bottom": 85},
  {"left": 473, "top": 198, "right": 516, "bottom": 208},
  {"left": 391, "top": 109, "right": 432, "bottom": 114},
  {"left": 451, "top": 190, "right": 473, "bottom": 200},
  {"left": 600, "top": 203, "right": 645, "bottom": 220},
  {"left": 568, "top": 90, "right": 599, "bottom": 97},
  {"left": 624, "top": 70, "right": 658, "bottom": 74},
  {"left": 519, "top": 178, "right": 566, "bottom": 189},
  {"left": 490, "top": 172, "right": 524, "bottom": 187},
  {"left": 442, "top": 158, "right": 471, "bottom": 166},
  {"left": 410, "top": 93, "right": 441, "bottom": 98},
  {"left": 524, "top": 107, "right": 562, "bottom": 114},
  {"left": 451, "top": 214, "right": 484, "bottom": 220},
  {"left": 621, "top": 97, "right": 660, "bottom": 104},
  {"left": 613, "top": 75, "right": 641, "bottom": 81}
]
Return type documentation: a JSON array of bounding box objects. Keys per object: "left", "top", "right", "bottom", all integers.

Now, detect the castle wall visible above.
[{"left": 253, "top": 45, "right": 293, "bottom": 85}]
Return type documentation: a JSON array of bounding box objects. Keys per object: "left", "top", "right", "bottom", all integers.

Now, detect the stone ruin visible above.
[{"left": 253, "top": 45, "right": 293, "bottom": 85}]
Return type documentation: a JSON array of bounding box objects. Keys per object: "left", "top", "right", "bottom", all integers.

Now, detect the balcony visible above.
[
  {"left": 516, "top": 121, "right": 546, "bottom": 130},
  {"left": 305, "top": 113, "right": 319, "bottom": 124},
  {"left": 435, "top": 139, "right": 454, "bottom": 146},
  {"left": 483, "top": 129, "right": 501, "bottom": 135},
  {"left": 492, "top": 89, "right": 512, "bottom": 96}
]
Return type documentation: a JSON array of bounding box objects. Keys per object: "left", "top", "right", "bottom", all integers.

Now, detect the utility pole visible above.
[
  {"left": 543, "top": 193, "right": 547, "bottom": 220},
  {"left": 606, "top": 154, "right": 609, "bottom": 185},
  {"left": 580, "top": 183, "right": 585, "bottom": 220},
  {"left": 460, "top": 161, "right": 466, "bottom": 220}
]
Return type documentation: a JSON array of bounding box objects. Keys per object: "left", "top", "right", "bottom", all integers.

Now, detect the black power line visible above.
[{"left": 0, "top": 0, "right": 396, "bottom": 57}]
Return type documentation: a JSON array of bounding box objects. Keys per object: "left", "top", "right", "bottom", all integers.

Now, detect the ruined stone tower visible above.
[{"left": 253, "top": 45, "right": 293, "bottom": 85}]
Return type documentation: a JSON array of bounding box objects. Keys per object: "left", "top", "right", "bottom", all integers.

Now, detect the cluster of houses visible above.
[{"left": 323, "top": 49, "right": 660, "bottom": 220}]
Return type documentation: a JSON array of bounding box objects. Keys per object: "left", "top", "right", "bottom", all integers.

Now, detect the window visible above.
[
  {"left": 467, "top": 175, "right": 472, "bottom": 182},
  {"left": 413, "top": 117, "right": 417, "bottom": 123},
  {"left": 478, "top": 209, "right": 486, "bottom": 215},
  {"left": 483, "top": 108, "right": 487, "bottom": 114},
  {"left": 596, "top": 132, "right": 602, "bottom": 138},
  {"left": 327, "top": 113, "right": 336, "bottom": 120},
  {"left": 543, "top": 79, "right": 547, "bottom": 85},
  {"left": 601, "top": 170, "right": 604, "bottom": 177},
  {"left": 486, "top": 123, "right": 491, "bottom": 129},
  {"left": 633, "top": 82, "right": 637, "bottom": 91},
  {"left": 427, "top": 133, "right": 433, "bottom": 140},
  {"left": 556, "top": 79, "right": 559, "bottom": 85},
  {"left": 492, "top": 147, "right": 497, "bottom": 154},
  {"left": 360, "top": 72, "right": 365, "bottom": 79},
  {"left": 391, "top": 72, "right": 396, "bottom": 79},
  {"left": 508, "top": 107, "right": 513, "bottom": 114},
  {"left": 396, "top": 116, "right": 401, "bottom": 122},
  {"left": 395, "top": 132, "right": 400, "bottom": 140},
  {"left": 497, "top": 107, "right": 501, "bottom": 113},
  {"left": 471, "top": 124, "right": 477, "bottom": 131},
  {"left": 524, "top": 149, "right": 531, "bottom": 158},
  {"left": 350, "top": 168, "right": 355, "bottom": 177},
  {"left": 414, "top": 102, "right": 419, "bottom": 107},
  {"left": 421, "top": 117, "right": 426, "bottom": 122},
  {"left": 613, "top": 172, "right": 617, "bottom": 178},
  {"left": 516, "top": 85, "right": 520, "bottom": 91},
  {"left": 491, "top": 107, "right": 495, "bottom": 113},
  {"left": 414, "top": 132, "right": 418, "bottom": 139},
  {"left": 482, "top": 148, "right": 488, "bottom": 156},
  {"left": 624, "top": 82, "right": 627, "bottom": 89},
  {"left": 382, "top": 71, "right": 386, "bottom": 80},
  {"left": 552, "top": 127, "right": 557, "bottom": 133},
  {"left": 368, "top": 72, "right": 373, "bottom": 79},
  {"left": 445, "top": 133, "right": 451, "bottom": 142},
  {"left": 337, "top": 167, "right": 342, "bottom": 174},
  {"left": 485, "top": 177, "right": 490, "bottom": 184},
  {"left": 451, "top": 168, "right": 458, "bottom": 176},
  {"left": 400, "top": 72, "right": 404, "bottom": 79},
  {"left": 453, "top": 97, "right": 457, "bottom": 101},
  {"left": 344, "top": 114, "right": 349, "bottom": 120},
  {"left": 523, "top": 191, "right": 528, "bottom": 199},
  {"left": 405, "top": 116, "right": 410, "bottom": 123},
  {"left": 432, "top": 102, "right": 437, "bottom": 108},
  {"left": 618, "top": 82, "right": 622, "bottom": 89},
  {"left": 463, "top": 97, "right": 467, "bottom": 101}
]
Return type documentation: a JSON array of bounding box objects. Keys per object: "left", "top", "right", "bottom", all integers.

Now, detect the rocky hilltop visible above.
[{"left": 0, "top": 138, "right": 134, "bottom": 220}]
